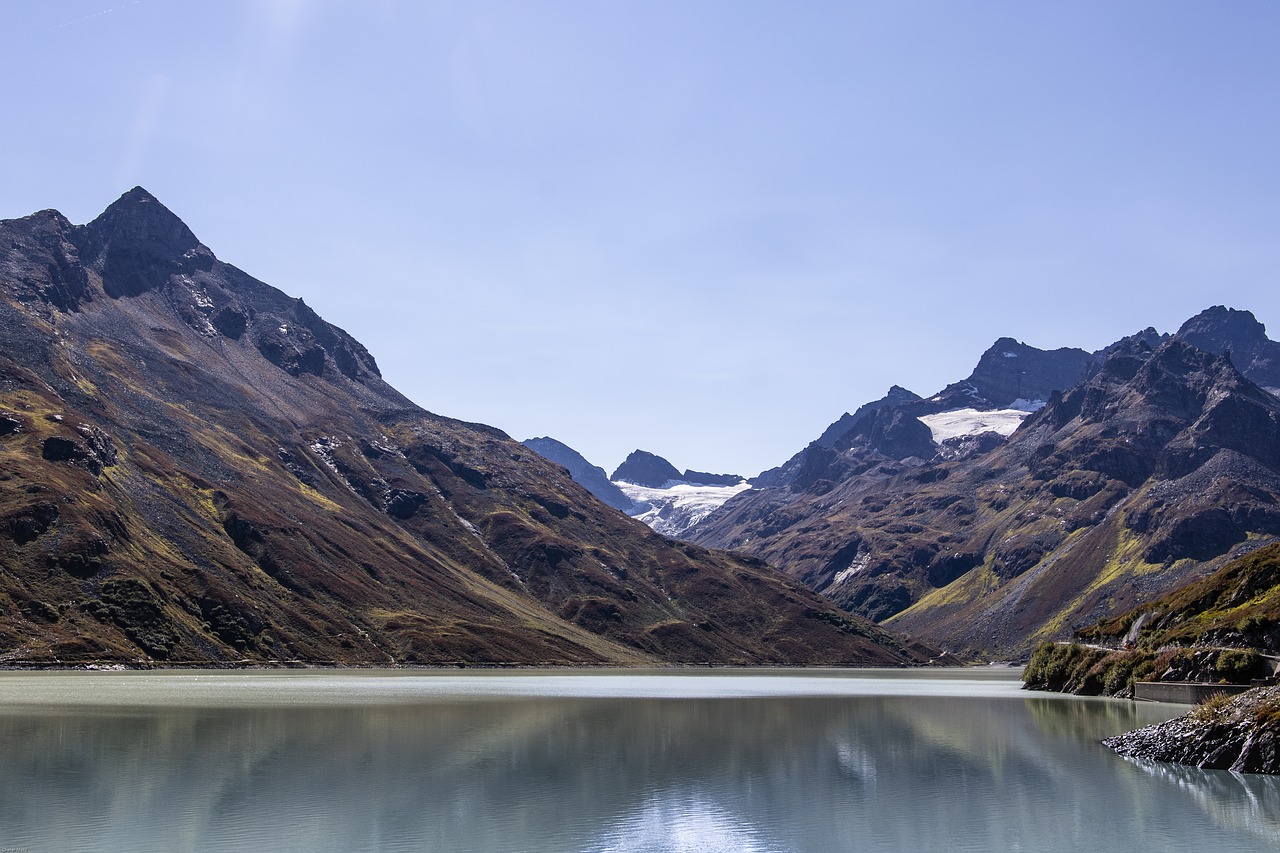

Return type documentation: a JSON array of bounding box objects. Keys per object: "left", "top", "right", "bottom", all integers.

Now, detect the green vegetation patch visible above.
[
  {"left": 86, "top": 577, "right": 182, "bottom": 659},
  {"left": 1024, "top": 641, "right": 1271, "bottom": 696}
]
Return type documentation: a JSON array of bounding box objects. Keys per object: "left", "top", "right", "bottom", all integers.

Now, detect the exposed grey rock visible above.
[
  {"left": 611, "top": 450, "right": 682, "bottom": 488},
  {"left": 1105, "top": 686, "right": 1280, "bottom": 774}
]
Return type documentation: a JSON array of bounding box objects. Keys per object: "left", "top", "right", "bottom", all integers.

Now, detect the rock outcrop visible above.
[
  {"left": 1105, "top": 687, "right": 1280, "bottom": 774},
  {"left": 611, "top": 450, "right": 682, "bottom": 487}
]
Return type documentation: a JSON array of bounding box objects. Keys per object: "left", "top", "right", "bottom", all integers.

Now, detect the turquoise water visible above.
[{"left": 0, "top": 668, "right": 1275, "bottom": 852}]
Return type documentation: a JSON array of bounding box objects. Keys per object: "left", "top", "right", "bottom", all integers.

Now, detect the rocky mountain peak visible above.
[
  {"left": 1178, "top": 305, "right": 1268, "bottom": 347},
  {"left": 814, "top": 385, "right": 923, "bottom": 449},
  {"left": 1134, "top": 337, "right": 1231, "bottom": 386},
  {"left": 74, "top": 187, "right": 214, "bottom": 299},
  {"left": 1174, "top": 306, "right": 1280, "bottom": 393},
  {"left": 611, "top": 450, "right": 682, "bottom": 487},
  {"left": 956, "top": 337, "right": 1094, "bottom": 408},
  {"left": 84, "top": 187, "right": 202, "bottom": 255},
  {"left": 837, "top": 404, "right": 936, "bottom": 461}
]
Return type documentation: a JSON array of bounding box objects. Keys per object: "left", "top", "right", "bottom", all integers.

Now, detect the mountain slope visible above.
[
  {"left": 1078, "top": 541, "right": 1280, "bottom": 653},
  {"left": 691, "top": 335, "right": 1280, "bottom": 658},
  {"left": 0, "top": 189, "right": 931, "bottom": 667}
]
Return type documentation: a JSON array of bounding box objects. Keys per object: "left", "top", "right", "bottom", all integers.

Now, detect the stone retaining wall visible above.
[{"left": 1133, "top": 681, "right": 1252, "bottom": 704}]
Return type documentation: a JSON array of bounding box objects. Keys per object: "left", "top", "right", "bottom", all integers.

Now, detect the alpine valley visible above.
[{"left": 0, "top": 189, "right": 936, "bottom": 668}]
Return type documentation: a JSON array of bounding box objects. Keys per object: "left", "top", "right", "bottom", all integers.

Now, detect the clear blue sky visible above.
[{"left": 4, "top": 1, "right": 1279, "bottom": 476}]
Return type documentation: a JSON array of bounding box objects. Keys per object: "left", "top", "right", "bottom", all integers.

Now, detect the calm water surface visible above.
[{"left": 0, "top": 668, "right": 1276, "bottom": 852}]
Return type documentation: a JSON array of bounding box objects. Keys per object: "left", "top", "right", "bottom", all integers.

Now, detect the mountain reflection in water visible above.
[{"left": 0, "top": 670, "right": 1274, "bottom": 852}]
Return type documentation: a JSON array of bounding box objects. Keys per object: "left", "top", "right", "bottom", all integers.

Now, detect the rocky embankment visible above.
[{"left": 1104, "top": 686, "right": 1280, "bottom": 773}]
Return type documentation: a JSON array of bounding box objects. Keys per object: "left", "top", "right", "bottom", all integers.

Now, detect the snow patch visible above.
[
  {"left": 917, "top": 408, "right": 1030, "bottom": 443},
  {"left": 832, "top": 554, "right": 871, "bottom": 587},
  {"left": 1010, "top": 398, "right": 1047, "bottom": 413},
  {"left": 615, "top": 480, "right": 751, "bottom": 538},
  {"left": 1002, "top": 351, "right": 1018, "bottom": 358}
]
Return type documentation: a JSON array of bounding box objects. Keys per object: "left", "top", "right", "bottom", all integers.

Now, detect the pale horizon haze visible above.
[{"left": 3, "top": 1, "right": 1278, "bottom": 476}]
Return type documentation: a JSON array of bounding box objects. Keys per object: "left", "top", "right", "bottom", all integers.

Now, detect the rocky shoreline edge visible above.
[{"left": 1104, "top": 685, "right": 1280, "bottom": 773}]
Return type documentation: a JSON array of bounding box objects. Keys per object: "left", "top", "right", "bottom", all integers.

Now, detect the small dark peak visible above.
[
  {"left": 1177, "top": 306, "right": 1268, "bottom": 348},
  {"left": 1096, "top": 333, "right": 1159, "bottom": 384},
  {"left": 1125, "top": 340, "right": 1224, "bottom": 424},
  {"left": 1131, "top": 326, "right": 1167, "bottom": 349},
  {"left": 77, "top": 187, "right": 215, "bottom": 299},
  {"left": 85, "top": 188, "right": 201, "bottom": 254},
  {"left": 681, "top": 469, "right": 745, "bottom": 487},
  {"left": 1093, "top": 327, "right": 1167, "bottom": 363},
  {"left": 929, "top": 337, "right": 1093, "bottom": 411},
  {"left": 815, "top": 385, "right": 923, "bottom": 449},
  {"left": 611, "top": 450, "right": 682, "bottom": 487},
  {"left": 839, "top": 405, "right": 936, "bottom": 461},
  {"left": 12, "top": 208, "right": 76, "bottom": 231},
  {"left": 1174, "top": 306, "right": 1280, "bottom": 392},
  {"left": 1137, "top": 338, "right": 1226, "bottom": 385},
  {"left": 0, "top": 208, "right": 91, "bottom": 312}
]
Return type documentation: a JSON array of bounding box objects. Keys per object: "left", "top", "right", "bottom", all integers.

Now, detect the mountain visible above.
[
  {"left": 603, "top": 449, "right": 748, "bottom": 538},
  {"left": 754, "top": 386, "right": 924, "bottom": 489},
  {"left": 611, "top": 450, "right": 682, "bottom": 488},
  {"left": 813, "top": 385, "right": 923, "bottom": 449},
  {"left": 925, "top": 337, "right": 1094, "bottom": 412},
  {"left": 521, "top": 437, "right": 632, "bottom": 511},
  {"left": 691, "top": 331, "right": 1280, "bottom": 658},
  {"left": 1175, "top": 305, "right": 1280, "bottom": 394},
  {"left": 0, "top": 189, "right": 934, "bottom": 667},
  {"left": 752, "top": 338, "right": 1097, "bottom": 493}
]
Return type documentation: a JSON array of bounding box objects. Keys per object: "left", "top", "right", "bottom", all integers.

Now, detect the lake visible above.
[{"left": 0, "top": 668, "right": 1276, "bottom": 852}]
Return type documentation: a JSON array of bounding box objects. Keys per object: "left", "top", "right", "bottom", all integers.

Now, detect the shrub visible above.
[
  {"left": 1191, "top": 690, "right": 1236, "bottom": 722},
  {"left": 1023, "top": 642, "right": 1107, "bottom": 693},
  {"left": 1214, "top": 649, "right": 1263, "bottom": 683}
]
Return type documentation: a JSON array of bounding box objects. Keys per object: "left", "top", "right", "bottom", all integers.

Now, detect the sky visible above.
[{"left": 3, "top": 1, "right": 1279, "bottom": 477}]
